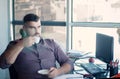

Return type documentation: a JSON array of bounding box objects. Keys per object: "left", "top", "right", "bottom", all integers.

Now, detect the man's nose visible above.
[{"left": 35, "top": 28, "right": 40, "bottom": 33}]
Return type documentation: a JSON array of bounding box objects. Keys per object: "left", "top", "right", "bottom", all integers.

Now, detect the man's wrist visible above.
[
  {"left": 58, "top": 68, "right": 65, "bottom": 76},
  {"left": 16, "top": 39, "right": 24, "bottom": 48}
]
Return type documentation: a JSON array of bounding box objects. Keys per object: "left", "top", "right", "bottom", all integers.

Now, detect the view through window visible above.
[
  {"left": 14, "top": 0, "right": 66, "bottom": 49},
  {"left": 72, "top": 0, "right": 120, "bottom": 59},
  {"left": 73, "top": 0, "right": 120, "bottom": 22},
  {"left": 13, "top": 0, "right": 120, "bottom": 59}
]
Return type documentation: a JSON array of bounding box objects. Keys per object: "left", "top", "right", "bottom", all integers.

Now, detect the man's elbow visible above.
[
  {"left": 0, "top": 58, "right": 11, "bottom": 69},
  {"left": 68, "top": 61, "right": 74, "bottom": 71},
  {"left": 64, "top": 63, "right": 74, "bottom": 73},
  {"left": 0, "top": 63, "right": 10, "bottom": 69}
]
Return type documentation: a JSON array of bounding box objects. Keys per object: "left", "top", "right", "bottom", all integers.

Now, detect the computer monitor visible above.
[{"left": 96, "top": 33, "right": 114, "bottom": 64}]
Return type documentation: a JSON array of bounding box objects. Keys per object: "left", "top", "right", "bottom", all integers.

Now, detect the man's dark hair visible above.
[{"left": 23, "top": 13, "right": 40, "bottom": 23}]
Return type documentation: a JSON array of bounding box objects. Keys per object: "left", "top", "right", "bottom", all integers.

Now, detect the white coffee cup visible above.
[{"left": 34, "top": 36, "right": 40, "bottom": 44}]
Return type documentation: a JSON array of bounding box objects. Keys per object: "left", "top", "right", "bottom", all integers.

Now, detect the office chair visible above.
[{"left": 9, "top": 65, "right": 17, "bottom": 79}]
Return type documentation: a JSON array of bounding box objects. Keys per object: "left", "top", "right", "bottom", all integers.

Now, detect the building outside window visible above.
[
  {"left": 72, "top": 0, "right": 120, "bottom": 59},
  {"left": 14, "top": 0, "right": 66, "bottom": 49},
  {"left": 13, "top": 0, "right": 120, "bottom": 59}
]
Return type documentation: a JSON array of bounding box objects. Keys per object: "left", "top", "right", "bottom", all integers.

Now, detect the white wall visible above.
[{"left": 0, "top": 0, "right": 10, "bottom": 79}]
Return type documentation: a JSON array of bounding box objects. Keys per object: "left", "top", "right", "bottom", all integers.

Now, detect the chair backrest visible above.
[{"left": 9, "top": 65, "right": 17, "bottom": 79}]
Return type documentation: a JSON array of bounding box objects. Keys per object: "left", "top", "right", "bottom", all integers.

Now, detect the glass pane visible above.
[
  {"left": 41, "top": 26, "right": 66, "bottom": 49},
  {"left": 15, "top": 25, "right": 23, "bottom": 39},
  {"left": 73, "top": 0, "right": 120, "bottom": 22},
  {"left": 14, "top": 0, "right": 66, "bottom": 21},
  {"left": 15, "top": 25, "right": 66, "bottom": 49},
  {"left": 72, "top": 27, "right": 120, "bottom": 59}
]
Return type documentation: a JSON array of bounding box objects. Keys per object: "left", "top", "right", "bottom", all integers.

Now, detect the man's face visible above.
[{"left": 23, "top": 20, "right": 41, "bottom": 37}]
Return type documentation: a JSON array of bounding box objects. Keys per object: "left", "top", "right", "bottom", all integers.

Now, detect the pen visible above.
[
  {"left": 114, "top": 59, "right": 119, "bottom": 67},
  {"left": 110, "top": 60, "right": 114, "bottom": 67},
  {"left": 115, "top": 59, "right": 119, "bottom": 64}
]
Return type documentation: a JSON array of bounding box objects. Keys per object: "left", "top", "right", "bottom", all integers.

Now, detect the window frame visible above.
[
  {"left": 69, "top": 0, "right": 120, "bottom": 50},
  {"left": 11, "top": 0, "right": 120, "bottom": 51}
]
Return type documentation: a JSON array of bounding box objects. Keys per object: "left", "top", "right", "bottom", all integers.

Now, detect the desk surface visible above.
[
  {"left": 74, "top": 58, "right": 107, "bottom": 70},
  {"left": 74, "top": 58, "right": 108, "bottom": 78},
  {"left": 74, "top": 58, "right": 120, "bottom": 78},
  {"left": 54, "top": 74, "right": 83, "bottom": 79}
]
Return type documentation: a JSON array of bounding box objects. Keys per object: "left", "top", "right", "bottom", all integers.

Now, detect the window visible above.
[
  {"left": 72, "top": 27, "right": 120, "bottom": 59},
  {"left": 14, "top": 0, "right": 66, "bottom": 21},
  {"left": 73, "top": 0, "right": 120, "bottom": 22},
  {"left": 11, "top": 0, "right": 120, "bottom": 59},
  {"left": 71, "top": 0, "right": 120, "bottom": 59},
  {"left": 13, "top": 0, "right": 66, "bottom": 49}
]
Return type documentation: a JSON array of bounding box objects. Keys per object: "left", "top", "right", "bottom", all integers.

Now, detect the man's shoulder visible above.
[
  {"left": 44, "top": 38, "right": 54, "bottom": 42},
  {"left": 43, "top": 38, "right": 61, "bottom": 47},
  {"left": 42, "top": 38, "right": 56, "bottom": 45}
]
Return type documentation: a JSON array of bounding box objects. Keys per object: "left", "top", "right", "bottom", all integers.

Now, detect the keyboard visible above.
[{"left": 80, "top": 63, "right": 106, "bottom": 75}]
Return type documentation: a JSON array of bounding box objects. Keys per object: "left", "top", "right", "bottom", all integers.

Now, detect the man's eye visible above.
[
  {"left": 29, "top": 27, "right": 35, "bottom": 29},
  {"left": 38, "top": 26, "right": 41, "bottom": 28}
]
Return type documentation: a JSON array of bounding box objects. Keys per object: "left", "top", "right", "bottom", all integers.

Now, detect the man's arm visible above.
[
  {"left": 48, "top": 39, "right": 74, "bottom": 78},
  {"left": 1, "top": 40, "right": 24, "bottom": 65},
  {"left": 0, "top": 40, "right": 24, "bottom": 69},
  {"left": 0, "top": 37, "right": 35, "bottom": 69},
  {"left": 57, "top": 63, "right": 72, "bottom": 75},
  {"left": 49, "top": 63, "right": 72, "bottom": 78}
]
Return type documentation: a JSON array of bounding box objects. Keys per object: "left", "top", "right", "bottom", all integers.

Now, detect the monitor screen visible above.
[{"left": 96, "top": 33, "right": 114, "bottom": 64}]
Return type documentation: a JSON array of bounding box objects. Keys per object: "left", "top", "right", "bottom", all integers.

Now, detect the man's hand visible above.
[
  {"left": 48, "top": 67, "right": 61, "bottom": 78},
  {"left": 0, "top": 37, "right": 35, "bottom": 65},
  {"left": 22, "top": 36, "right": 35, "bottom": 47}
]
